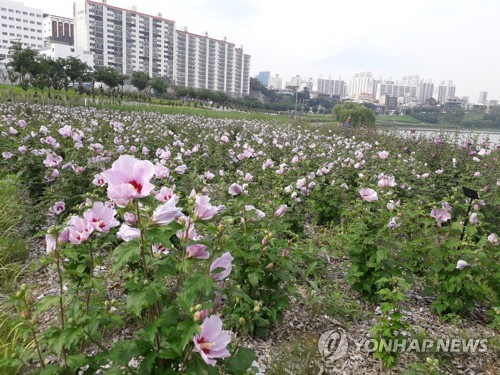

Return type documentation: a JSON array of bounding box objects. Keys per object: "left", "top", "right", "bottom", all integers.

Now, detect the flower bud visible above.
[
  {"left": 253, "top": 305, "right": 261, "bottom": 313},
  {"left": 195, "top": 304, "right": 202, "bottom": 311},
  {"left": 239, "top": 317, "right": 246, "bottom": 325},
  {"left": 265, "top": 263, "right": 274, "bottom": 269}
]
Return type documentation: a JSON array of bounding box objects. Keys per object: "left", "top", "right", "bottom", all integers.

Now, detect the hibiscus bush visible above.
[{"left": 0, "top": 102, "right": 498, "bottom": 372}]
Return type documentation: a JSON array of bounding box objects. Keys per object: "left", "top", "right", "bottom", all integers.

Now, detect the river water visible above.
[{"left": 379, "top": 127, "right": 500, "bottom": 148}]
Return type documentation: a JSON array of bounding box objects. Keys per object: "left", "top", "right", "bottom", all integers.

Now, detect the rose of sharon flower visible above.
[
  {"left": 488, "top": 233, "right": 499, "bottom": 246},
  {"left": 101, "top": 155, "right": 155, "bottom": 207},
  {"left": 469, "top": 212, "right": 479, "bottom": 225},
  {"left": 456, "top": 260, "right": 468, "bottom": 270},
  {"left": 67, "top": 216, "right": 94, "bottom": 245},
  {"left": 228, "top": 183, "right": 244, "bottom": 196},
  {"left": 46, "top": 234, "right": 56, "bottom": 254},
  {"left": 210, "top": 252, "right": 233, "bottom": 281},
  {"left": 193, "top": 315, "right": 231, "bottom": 366},
  {"left": 186, "top": 244, "right": 210, "bottom": 259},
  {"left": 430, "top": 209, "right": 451, "bottom": 224},
  {"left": 83, "top": 202, "right": 120, "bottom": 233},
  {"left": 378, "top": 150, "right": 389, "bottom": 159},
  {"left": 194, "top": 195, "right": 219, "bottom": 221},
  {"left": 388, "top": 216, "right": 400, "bottom": 229},
  {"left": 274, "top": 204, "right": 288, "bottom": 217},
  {"left": 359, "top": 188, "right": 378, "bottom": 202},
  {"left": 152, "top": 198, "right": 182, "bottom": 225},
  {"left": 117, "top": 224, "right": 141, "bottom": 242},
  {"left": 53, "top": 201, "right": 65, "bottom": 215}
]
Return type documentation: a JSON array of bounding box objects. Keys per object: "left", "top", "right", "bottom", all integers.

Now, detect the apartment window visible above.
[
  {"left": 1, "top": 24, "right": 6, "bottom": 27},
  {"left": 29, "top": 13, "right": 34, "bottom": 16},
  {"left": 8, "top": 9, "right": 13, "bottom": 12},
  {"left": 16, "top": 10, "right": 20, "bottom": 13},
  {"left": 23, "top": 11, "right": 27, "bottom": 15},
  {"left": 8, "top": 17, "right": 13, "bottom": 20},
  {"left": 37, "top": 37, "right": 41, "bottom": 40},
  {"left": 1, "top": 32, "right": 6, "bottom": 35},
  {"left": 30, "top": 21, "right": 35, "bottom": 24},
  {"left": 0, "top": 8, "right": 6, "bottom": 11}
]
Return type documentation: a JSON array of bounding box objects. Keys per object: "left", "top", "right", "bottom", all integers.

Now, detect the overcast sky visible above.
[{"left": 20, "top": 0, "right": 500, "bottom": 101}]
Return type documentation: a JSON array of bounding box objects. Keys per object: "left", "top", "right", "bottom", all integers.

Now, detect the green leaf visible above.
[
  {"left": 112, "top": 239, "right": 141, "bottom": 272},
  {"left": 110, "top": 339, "right": 152, "bottom": 366},
  {"left": 126, "top": 288, "right": 159, "bottom": 316},
  {"left": 248, "top": 271, "right": 260, "bottom": 287},
  {"left": 177, "top": 320, "right": 200, "bottom": 350},
  {"left": 226, "top": 347, "right": 257, "bottom": 374},
  {"left": 35, "top": 295, "right": 60, "bottom": 313},
  {"left": 182, "top": 273, "right": 215, "bottom": 297}
]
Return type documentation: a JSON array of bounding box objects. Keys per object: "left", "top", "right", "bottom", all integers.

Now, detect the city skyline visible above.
[{"left": 18, "top": 0, "right": 500, "bottom": 101}]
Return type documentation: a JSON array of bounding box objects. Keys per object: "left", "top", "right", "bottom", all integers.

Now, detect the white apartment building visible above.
[
  {"left": 416, "top": 81, "right": 434, "bottom": 104},
  {"left": 317, "top": 76, "right": 346, "bottom": 97},
  {"left": 74, "top": 0, "right": 175, "bottom": 78},
  {"left": 173, "top": 29, "right": 250, "bottom": 97},
  {"left": 74, "top": 0, "right": 250, "bottom": 96},
  {"left": 0, "top": 0, "right": 44, "bottom": 60},
  {"left": 348, "top": 71, "right": 374, "bottom": 98},
  {"left": 38, "top": 42, "right": 93, "bottom": 67},
  {"left": 268, "top": 74, "right": 282, "bottom": 90},
  {"left": 433, "top": 80, "right": 455, "bottom": 104},
  {"left": 478, "top": 91, "right": 487, "bottom": 105}
]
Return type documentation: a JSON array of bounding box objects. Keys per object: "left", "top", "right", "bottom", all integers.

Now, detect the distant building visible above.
[
  {"left": 317, "top": 75, "right": 346, "bottom": 97},
  {"left": 433, "top": 80, "right": 455, "bottom": 104},
  {"left": 354, "top": 92, "right": 373, "bottom": 102},
  {"left": 461, "top": 96, "right": 469, "bottom": 110},
  {"left": 444, "top": 96, "right": 462, "bottom": 110},
  {"left": 38, "top": 42, "right": 93, "bottom": 67},
  {"left": 348, "top": 71, "right": 374, "bottom": 98},
  {"left": 379, "top": 95, "right": 398, "bottom": 111},
  {"left": 74, "top": 0, "right": 250, "bottom": 96},
  {"left": 478, "top": 91, "right": 488, "bottom": 105},
  {"left": 416, "top": 81, "right": 434, "bottom": 104},
  {"left": 43, "top": 14, "right": 73, "bottom": 45},
  {"left": 255, "top": 71, "right": 270, "bottom": 87},
  {"left": 268, "top": 74, "right": 282, "bottom": 90},
  {"left": 488, "top": 99, "right": 498, "bottom": 107},
  {"left": 0, "top": 0, "right": 44, "bottom": 60}
]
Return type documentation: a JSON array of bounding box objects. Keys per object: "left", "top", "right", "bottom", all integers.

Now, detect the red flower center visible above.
[{"left": 129, "top": 180, "right": 143, "bottom": 193}]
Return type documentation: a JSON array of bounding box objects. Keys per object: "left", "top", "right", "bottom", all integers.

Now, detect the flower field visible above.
[{"left": 0, "top": 102, "right": 498, "bottom": 374}]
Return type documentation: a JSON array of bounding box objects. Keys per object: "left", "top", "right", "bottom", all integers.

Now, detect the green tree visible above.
[
  {"left": 131, "top": 71, "right": 150, "bottom": 92},
  {"left": 94, "top": 66, "right": 127, "bottom": 101},
  {"left": 151, "top": 76, "right": 168, "bottom": 96},
  {"left": 6, "top": 42, "right": 38, "bottom": 92},
  {"left": 63, "top": 57, "right": 92, "bottom": 94},
  {"left": 332, "top": 102, "right": 376, "bottom": 127}
]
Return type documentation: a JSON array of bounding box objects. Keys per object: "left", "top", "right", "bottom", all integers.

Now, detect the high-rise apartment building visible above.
[
  {"left": 174, "top": 29, "right": 250, "bottom": 96},
  {"left": 0, "top": 0, "right": 44, "bottom": 60},
  {"left": 317, "top": 76, "right": 346, "bottom": 97},
  {"left": 268, "top": 74, "right": 282, "bottom": 90},
  {"left": 478, "top": 91, "right": 488, "bottom": 105},
  {"left": 433, "top": 80, "right": 455, "bottom": 104},
  {"left": 348, "top": 71, "right": 374, "bottom": 98},
  {"left": 416, "top": 81, "right": 434, "bottom": 104},
  {"left": 74, "top": 0, "right": 250, "bottom": 96}
]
